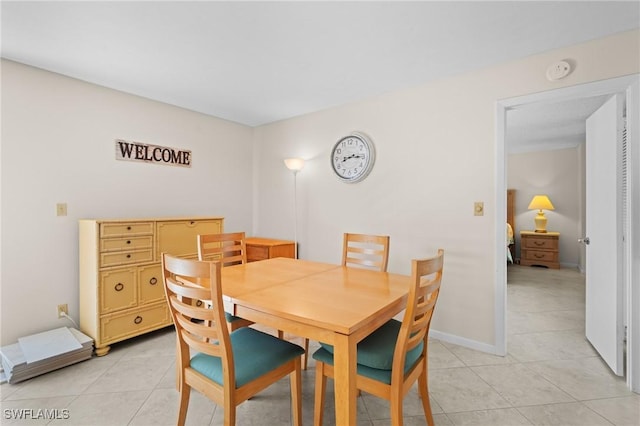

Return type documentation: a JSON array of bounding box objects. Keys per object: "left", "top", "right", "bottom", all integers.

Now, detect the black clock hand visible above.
[{"left": 342, "top": 154, "right": 365, "bottom": 162}]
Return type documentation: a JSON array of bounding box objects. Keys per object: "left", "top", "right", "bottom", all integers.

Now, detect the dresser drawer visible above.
[
  {"left": 100, "top": 249, "right": 154, "bottom": 268},
  {"left": 100, "top": 235, "right": 153, "bottom": 252},
  {"left": 156, "top": 219, "right": 222, "bottom": 258},
  {"left": 100, "top": 222, "right": 154, "bottom": 238},
  {"left": 138, "top": 264, "right": 164, "bottom": 304},
  {"left": 100, "top": 303, "right": 170, "bottom": 345},
  {"left": 522, "top": 236, "right": 558, "bottom": 250},
  {"left": 100, "top": 268, "right": 137, "bottom": 314}
]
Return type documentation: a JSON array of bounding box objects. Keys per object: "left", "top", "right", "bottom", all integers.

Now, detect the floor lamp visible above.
[{"left": 284, "top": 158, "right": 305, "bottom": 258}]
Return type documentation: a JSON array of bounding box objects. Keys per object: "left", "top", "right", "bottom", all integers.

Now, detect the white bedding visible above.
[{"left": 507, "top": 223, "right": 514, "bottom": 263}]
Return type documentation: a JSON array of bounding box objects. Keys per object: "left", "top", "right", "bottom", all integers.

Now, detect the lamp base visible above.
[{"left": 533, "top": 211, "right": 548, "bottom": 233}]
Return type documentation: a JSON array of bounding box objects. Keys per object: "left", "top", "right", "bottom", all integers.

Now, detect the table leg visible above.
[{"left": 333, "top": 333, "right": 357, "bottom": 425}]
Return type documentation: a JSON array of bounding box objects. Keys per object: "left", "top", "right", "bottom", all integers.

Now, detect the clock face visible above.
[{"left": 331, "top": 133, "right": 375, "bottom": 183}]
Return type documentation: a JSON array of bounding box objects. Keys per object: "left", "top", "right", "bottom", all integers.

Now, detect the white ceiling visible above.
[
  {"left": 2, "top": 1, "right": 639, "bottom": 150},
  {"left": 506, "top": 95, "right": 612, "bottom": 154}
]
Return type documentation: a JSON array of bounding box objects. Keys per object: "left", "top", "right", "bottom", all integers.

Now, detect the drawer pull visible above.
[
  {"left": 126, "top": 254, "right": 131, "bottom": 258},
  {"left": 127, "top": 226, "right": 131, "bottom": 230},
  {"left": 196, "top": 300, "right": 203, "bottom": 307},
  {"left": 534, "top": 241, "right": 545, "bottom": 246},
  {"left": 149, "top": 277, "right": 158, "bottom": 285},
  {"left": 534, "top": 254, "right": 545, "bottom": 258},
  {"left": 114, "top": 283, "right": 124, "bottom": 292},
  {"left": 126, "top": 240, "right": 131, "bottom": 245},
  {"left": 134, "top": 316, "right": 143, "bottom": 324}
]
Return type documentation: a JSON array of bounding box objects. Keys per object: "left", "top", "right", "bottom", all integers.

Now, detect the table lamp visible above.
[{"left": 528, "top": 195, "right": 555, "bottom": 233}]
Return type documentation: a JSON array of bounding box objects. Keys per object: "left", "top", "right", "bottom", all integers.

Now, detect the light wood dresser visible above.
[
  {"left": 79, "top": 216, "right": 223, "bottom": 355},
  {"left": 245, "top": 237, "right": 295, "bottom": 262},
  {"left": 520, "top": 230, "right": 560, "bottom": 269}
]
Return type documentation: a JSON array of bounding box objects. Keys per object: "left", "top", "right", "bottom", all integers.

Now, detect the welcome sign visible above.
[{"left": 115, "top": 139, "right": 191, "bottom": 167}]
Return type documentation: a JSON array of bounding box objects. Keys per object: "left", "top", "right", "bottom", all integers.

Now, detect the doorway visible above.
[{"left": 495, "top": 74, "right": 640, "bottom": 392}]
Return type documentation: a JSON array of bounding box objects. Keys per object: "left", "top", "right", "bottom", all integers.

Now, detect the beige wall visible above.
[
  {"left": 0, "top": 60, "right": 254, "bottom": 345},
  {"left": 253, "top": 30, "right": 639, "bottom": 350},
  {"left": 1, "top": 29, "right": 638, "bottom": 350},
  {"left": 508, "top": 147, "right": 583, "bottom": 268}
]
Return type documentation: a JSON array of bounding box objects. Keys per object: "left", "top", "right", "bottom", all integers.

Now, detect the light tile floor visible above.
[{"left": 1, "top": 265, "right": 638, "bottom": 425}]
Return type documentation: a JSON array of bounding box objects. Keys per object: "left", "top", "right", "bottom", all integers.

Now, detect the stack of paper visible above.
[{"left": 0, "top": 327, "right": 93, "bottom": 384}]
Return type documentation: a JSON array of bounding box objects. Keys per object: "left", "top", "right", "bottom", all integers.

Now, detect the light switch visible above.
[
  {"left": 56, "top": 203, "right": 67, "bottom": 216},
  {"left": 474, "top": 202, "right": 484, "bottom": 216}
]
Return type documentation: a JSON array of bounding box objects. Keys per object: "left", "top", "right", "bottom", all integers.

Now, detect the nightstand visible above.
[
  {"left": 245, "top": 237, "right": 295, "bottom": 262},
  {"left": 520, "top": 231, "right": 560, "bottom": 269}
]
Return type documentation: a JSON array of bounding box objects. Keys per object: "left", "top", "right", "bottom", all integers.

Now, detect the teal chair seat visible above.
[
  {"left": 191, "top": 327, "right": 305, "bottom": 388},
  {"left": 315, "top": 319, "right": 423, "bottom": 384},
  {"left": 225, "top": 312, "right": 245, "bottom": 323}
]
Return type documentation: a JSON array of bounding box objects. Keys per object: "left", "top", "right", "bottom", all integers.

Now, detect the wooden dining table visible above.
[{"left": 220, "top": 257, "right": 412, "bottom": 426}]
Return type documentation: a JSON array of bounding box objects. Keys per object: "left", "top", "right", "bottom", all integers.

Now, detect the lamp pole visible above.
[
  {"left": 284, "top": 158, "right": 305, "bottom": 259},
  {"left": 292, "top": 169, "right": 299, "bottom": 259}
]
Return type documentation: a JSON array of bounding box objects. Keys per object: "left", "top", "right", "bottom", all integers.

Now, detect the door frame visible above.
[{"left": 494, "top": 74, "right": 640, "bottom": 392}]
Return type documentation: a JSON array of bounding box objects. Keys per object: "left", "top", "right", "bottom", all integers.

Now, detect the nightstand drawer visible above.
[
  {"left": 522, "top": 236, "right": 558, "bottom": 250},
  {"left": 522, "top": 249, "right": 558, "bottom": 263}
]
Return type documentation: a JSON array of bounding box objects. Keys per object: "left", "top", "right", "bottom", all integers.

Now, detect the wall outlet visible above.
[{"left": 57, "top": 304, "right": 68, "bottom": 318}]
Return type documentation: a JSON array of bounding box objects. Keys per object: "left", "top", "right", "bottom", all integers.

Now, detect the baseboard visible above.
[
  {"left": 429, "top": 329, "right": 502, "bottom": 356},
  {"left": 560, "top": 262, "right": 580, "bottom": 270}
]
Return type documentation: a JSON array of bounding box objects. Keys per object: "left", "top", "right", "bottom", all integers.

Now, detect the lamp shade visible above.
[
  {"left": 528, "top": 195, "right": 554, "bottom": 233},
  {"left": 528, "top": 195, "right": 555, "bottom": 211},
  {"left": 284, "top": 158, "right": 305, "bottom": 172}
]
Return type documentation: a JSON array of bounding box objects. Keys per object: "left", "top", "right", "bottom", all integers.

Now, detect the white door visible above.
[{"left": 584, "top": 94, "right": 624, "bottom": 376}]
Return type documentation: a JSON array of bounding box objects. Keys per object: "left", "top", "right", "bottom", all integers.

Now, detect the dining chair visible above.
[
  {"left": 312, "top": 249, "right": 444, "bottom": 426},
  {"left": 197, "top": 232, "right": 254, "bottom": 332},
  {"left": 342, "top": 232, "right": 390, "bottom": 271},
  {"left": 197, "top": 231, "right": 247, "bottom": 266},
  {"left": 162, "top": 253, "right": 304, "bottom": 426},
  {"left": 294, "top": 233, "right": 391, "bottom": 371},
  {"left": 305, "top": 232, "right": 391, "bottom": 361}
]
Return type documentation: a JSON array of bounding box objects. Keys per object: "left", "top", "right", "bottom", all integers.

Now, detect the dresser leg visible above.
[{"left": 94, "top": 345, "right": 110, "bottom": 356}]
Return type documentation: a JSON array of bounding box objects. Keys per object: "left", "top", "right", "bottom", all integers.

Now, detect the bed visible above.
[{"left": 507, "top": 189, "right": 516, "bottom": 263}]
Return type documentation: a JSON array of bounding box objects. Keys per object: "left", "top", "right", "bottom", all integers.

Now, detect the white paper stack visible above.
[{"left": 0, "top": 327, "right": 93, "bottom": 384}]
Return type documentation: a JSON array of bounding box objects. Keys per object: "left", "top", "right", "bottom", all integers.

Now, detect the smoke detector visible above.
[{"left": 546, "top": 61, "right": 572, "bottom": 81}]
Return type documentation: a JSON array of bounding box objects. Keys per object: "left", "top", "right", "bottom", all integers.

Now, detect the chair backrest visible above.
[
  {"left": 197, "top": 232, "right": 247, "bottom": 267},
  {"left": 341, "top": 233, "right": 390, "bottom": 272},
  {"left": 391, "top": 249, "right": 444, "bottom": 380},
  {"left": 162, "top": 254, "right": 235, "bottom": 385}
]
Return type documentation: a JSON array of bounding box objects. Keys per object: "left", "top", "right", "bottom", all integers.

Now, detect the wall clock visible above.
[{"left": 330, "top": 132, "right": 376, "bottom": 183}]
